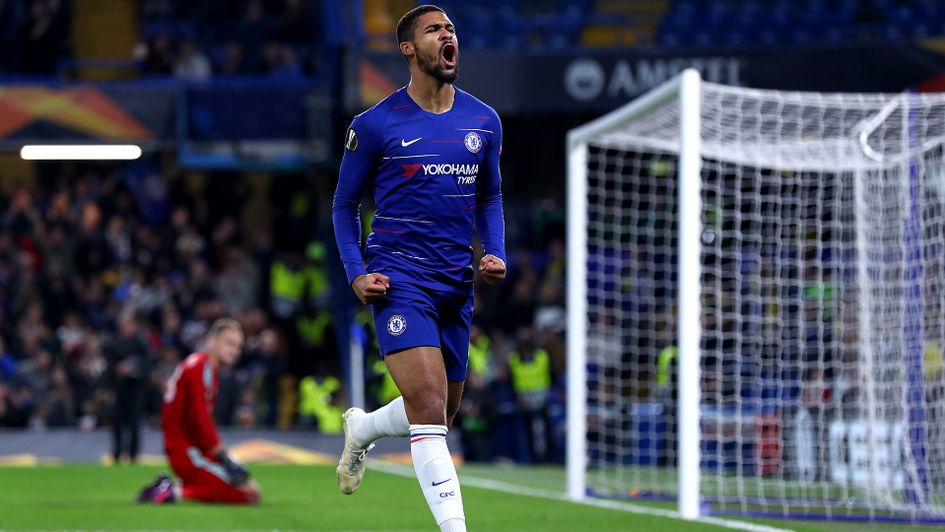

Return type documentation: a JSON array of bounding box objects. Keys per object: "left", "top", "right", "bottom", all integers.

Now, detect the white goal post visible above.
[{"left": 567, "top": 68, "right": 945, "bottom": 523}]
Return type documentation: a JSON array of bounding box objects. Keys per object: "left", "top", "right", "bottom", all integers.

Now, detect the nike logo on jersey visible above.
[
  {"left": 401, "top": 137, "right": 422, "bottom": 147},
  {"left": 432, "top": 478, "right": 451, "bottom": 486}
]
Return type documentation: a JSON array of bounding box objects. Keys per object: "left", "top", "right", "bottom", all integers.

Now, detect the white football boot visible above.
[{"left": 336, "top": 407, "right": 375, "bottom": 494}]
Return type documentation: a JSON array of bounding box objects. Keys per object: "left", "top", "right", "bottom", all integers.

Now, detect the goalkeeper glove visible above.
[{"left": 215, "top": 450, "right": 250, "bottom": 486}]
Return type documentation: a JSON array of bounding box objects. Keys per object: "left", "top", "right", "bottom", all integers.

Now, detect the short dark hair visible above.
[
  {"left": 396, "top": 4, "right": 445, "bottom": 44},
  {"left": 208, "top": 318, "right": 243, "bottom": 338}
]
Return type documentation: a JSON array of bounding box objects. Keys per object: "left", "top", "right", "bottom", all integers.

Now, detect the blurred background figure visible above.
[
  {"left": 106, "top": 312, "right": 153, "bottom": 464},
  {"left": 507, "top": 328, "right": 553, "bottom": 464},
  {"left": 297, "top": 362, "right": 342, "bottom": 433}
]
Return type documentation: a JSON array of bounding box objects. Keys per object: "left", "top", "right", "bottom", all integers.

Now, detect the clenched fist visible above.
[
  {"left": 351, "top": 273, "right": 390, "bottom": 304},
  {"left": 479, "top": 254, "right": 506, "bottom": 284}
]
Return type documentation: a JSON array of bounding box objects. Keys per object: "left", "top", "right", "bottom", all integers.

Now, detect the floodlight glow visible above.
[{"left": 19, "top": 144, "right": 143, "bottom": 160}]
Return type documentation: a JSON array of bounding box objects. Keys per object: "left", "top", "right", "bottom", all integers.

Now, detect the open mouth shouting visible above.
[{"left": 441, "top": 42, "right": 457, "bottom": 69}]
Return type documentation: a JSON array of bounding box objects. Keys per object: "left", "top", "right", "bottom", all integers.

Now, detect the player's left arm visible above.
[
  {"left": 184, "top": 363, "right": 223, "bottom": 457},
  {"left": 215, "top": 448, "right": 250, "bottom": 487},
  {"left": 183, "top": 365, "right": 251, "bottom": 485},
  {"left": 476, "top": 112, "right": 507, "bottom": 284}
]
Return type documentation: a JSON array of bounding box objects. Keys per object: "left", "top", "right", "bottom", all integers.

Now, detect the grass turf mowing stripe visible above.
[{"left": 370, "top": 461, "right": 794, "bottom": 532}]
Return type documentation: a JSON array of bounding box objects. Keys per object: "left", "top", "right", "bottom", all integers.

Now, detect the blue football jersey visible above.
[{"left": 332, "top": 86, "right": 506, "bottom": 293}]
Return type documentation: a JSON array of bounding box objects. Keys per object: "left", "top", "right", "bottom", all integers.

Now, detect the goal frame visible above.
[{"left": 566, "top": 68, "right": 704, "bottom": 519}]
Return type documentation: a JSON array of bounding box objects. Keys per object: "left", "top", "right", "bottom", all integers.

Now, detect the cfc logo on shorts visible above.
[
  {"left": 387, "top": 314, "right": 407, "bottom": 336},
  {"left": 464, "top": 132, "right": 482, "bottom": 153}
]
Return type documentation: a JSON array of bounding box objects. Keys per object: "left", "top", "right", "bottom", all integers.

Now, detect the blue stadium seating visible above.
[{"left": 657, "top": 0, "right": 945, "bottom": 49}]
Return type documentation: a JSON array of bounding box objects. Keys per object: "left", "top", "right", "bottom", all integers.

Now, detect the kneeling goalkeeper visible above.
[{"left": 138, "top": 318, "right": 260, "bottom": 504}]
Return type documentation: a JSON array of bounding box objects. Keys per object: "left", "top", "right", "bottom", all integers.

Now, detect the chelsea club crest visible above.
[
  {"left": 387, "top": 314, "right": 407, "bottom": 336},
  {"left": 464, "top": 132, "right": 482, "bottom": 153}
]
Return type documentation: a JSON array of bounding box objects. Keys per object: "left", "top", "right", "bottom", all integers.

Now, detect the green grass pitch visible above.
[{"left": 0, "top": 464, "right": 937, "bottom": 531}]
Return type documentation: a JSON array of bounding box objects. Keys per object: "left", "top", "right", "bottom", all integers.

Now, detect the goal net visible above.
[{"left": 566, "top": 69, "right": 945, "bottom": 523}]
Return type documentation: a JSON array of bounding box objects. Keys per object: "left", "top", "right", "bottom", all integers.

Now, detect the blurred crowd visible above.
[
  {"left": 0, "top": 165, "right": 567, "bottom": 465},
  {"left": 0, "top": 0, "right": 71, "bottom": 76},
  {"left": 137, "top": 0, "right": 324, "bottom": 80},
  {"left": 7, "top": 0, "right": 945, "bottom": 82},
  {"left": 0, "top": 167, "right": 327, "bottom": 434},
  {"left": 0, "top": 0, "right": 326, "bottom": 80}
]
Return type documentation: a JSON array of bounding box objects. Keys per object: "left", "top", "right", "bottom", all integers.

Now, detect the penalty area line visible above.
[{"left": 370, "top": 462, "right": 792, "bottom": 532}]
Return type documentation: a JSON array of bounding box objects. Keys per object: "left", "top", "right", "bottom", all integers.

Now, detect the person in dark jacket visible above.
[{"left": 106, "top": 312, "right": 153, "bottom": 463}]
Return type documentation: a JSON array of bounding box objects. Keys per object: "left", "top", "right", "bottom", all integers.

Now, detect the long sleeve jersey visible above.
[
  {"left": 161, "top": 352, "right": 221, "bottom": 456},
  {"left": 332, "top": 86, "right": 506, "bottom": 293}
]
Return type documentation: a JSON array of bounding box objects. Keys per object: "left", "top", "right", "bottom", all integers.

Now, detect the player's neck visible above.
[
  {"left": 406, "top": 76, "right": 454, "bottom": 114},
  {"left": 206, "top": 351, "right": 220, "bottom": 369}
]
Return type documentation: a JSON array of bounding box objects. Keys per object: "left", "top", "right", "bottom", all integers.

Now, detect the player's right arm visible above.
[{"left": 332, "top": 114, "right": 390, "bottom": 304}]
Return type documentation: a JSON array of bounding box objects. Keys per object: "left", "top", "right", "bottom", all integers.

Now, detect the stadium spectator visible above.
[
  {"left": 0, "top": 381, "right": 33, "bottom": 427},
  {"left": 297, "top": 364, "right": 343, "bottom": 433},
  {"left": 74, "top": 202, "right": 111, "bottom": 280},
  {"left": 486, "top": 361, "right": 524, "bottom": 463},
  {"left": 3, "top": 188, "right": 41, "bottom": 238},
  {"left": 268, "top": 251, "right": 307, "bottom": 322},
  {"left": 466, "top": 325, "right": 493, "bottom": 381},
  {"left": 237, "top": 0, "right": 270, "bottom": 63},
  {"left": 106, "top": 312, "right": 154, "bottom": 464},
  {"left": 18, "top": 347, "right": 55, "bottom": 403},
  {"left": 241, "top": 327, "right": 287, "bottom": 427},
  {"left": 216, "top": 41, "right": 247, "bottom": 76},
  {"left": 800, "top": 366, "right": 832, "bottom": 481},
  {"left": 654, "top": 317, "right": 678, "bottom": 468},
  {"left": 70, "top": 335, "right": 108, "bottom": 430},
  {"left": 496, "top": 252, "right": 538, "bottom": 335},
  {"left": 147, "top": 343, "right": 182, "bottom": 423},
  {"left": 260, "top": 41, "right": 303, "bottom": 78},
  {"left": 507, "top": 328, "right": 553, "bottom": 463},
  {"left": 157, "top": 307, "right": 188, "bottom": 357},
  {"left": 174, "top": 38, "right": 211, "bottom": 80},
  {"left": 456, "top": 369, "right": 496, "bottom": 462},
  {"left": 140, "top": 33, "right": 175, "bottom": 75},
  {"left": 214, "top": 246, "right": 260, "bottom": 315},
  {"left": 44, "top": 365, "right": 75, "bottom": 427}
]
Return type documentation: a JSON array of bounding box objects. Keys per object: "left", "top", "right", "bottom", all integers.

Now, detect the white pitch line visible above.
[{"left": 370, "top": 462, "right": 793, "bottom": 532}]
